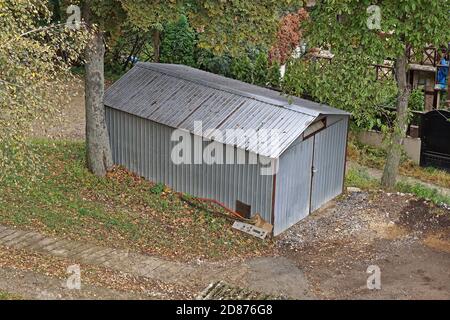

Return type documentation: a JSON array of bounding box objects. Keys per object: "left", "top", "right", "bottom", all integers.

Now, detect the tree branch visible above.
[{"left": 5, "top": 22, "right": 87, "bottom": 46}]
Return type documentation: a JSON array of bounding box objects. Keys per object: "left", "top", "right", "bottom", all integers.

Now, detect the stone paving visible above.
[
  {"left": 0, "top": 225, "right": 312, "bottom": 299},
  {"left": 0, "top": 267, "right": 151, "bottom": 300}
]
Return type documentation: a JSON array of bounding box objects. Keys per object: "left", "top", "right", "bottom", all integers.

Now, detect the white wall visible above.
[{"left": 356, "top": 130, "right": 422, "bottom": 164}]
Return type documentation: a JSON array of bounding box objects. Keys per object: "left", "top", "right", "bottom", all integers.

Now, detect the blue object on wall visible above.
[{"left": 437, "top": 58, "right": 449, "bottom": 89}]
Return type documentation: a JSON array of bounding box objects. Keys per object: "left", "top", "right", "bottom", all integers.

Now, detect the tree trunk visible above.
[
  {"left": 381, "top": 52, "right": 411, "bottom": 189},
  {"left": 152, "top": 29, "right": 161, "bottom": 62},
  {"left": 84, "top": 8, "right": 113, "bottom": 177}
]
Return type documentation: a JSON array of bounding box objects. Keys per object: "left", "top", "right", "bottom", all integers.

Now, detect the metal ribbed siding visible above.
[
  {"left": 106, "top": 107, "right": 275, "bottom": 222},
  {"left": 310, "top": 118, "right": 348, "bottom": 212},
  {"left": 274, "top": 138, "right": 314, "bottom": 236},
  {"left": 273, "top": 117, "right": 348, "bottom": 235}
]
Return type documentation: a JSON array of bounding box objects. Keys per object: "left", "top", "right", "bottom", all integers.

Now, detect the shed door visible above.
[
  {"left": 310, "top": 119, "right": 348, "bottom": 212},
  {"left": 274, "top": 138, "right": 314, "bottom": 235}
]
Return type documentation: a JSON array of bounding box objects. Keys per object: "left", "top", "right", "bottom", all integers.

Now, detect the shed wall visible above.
[
  {"left": 274, "top": 137, "right": 314, "bottom": 235},
  {"left": 310, "top": 118, "right": 348, "bottom": 212},
  {"left": 274, "top": 116, "right": 349, "bottom": 235},
  {"left": 106, "top": 107, "right": 275, "bottom": 223}
]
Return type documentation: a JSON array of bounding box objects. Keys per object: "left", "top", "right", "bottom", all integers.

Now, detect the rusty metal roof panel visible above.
[{"left": 104, "top": 63, "right": 348, "bottom": 158}]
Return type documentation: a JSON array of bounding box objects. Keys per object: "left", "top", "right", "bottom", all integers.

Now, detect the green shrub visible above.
[
  {"left": 150, "top": 182, "right": 165, "bottom": 195},
  {"left": 230, "top": 55, "right": 254, "bottom": 83},
  {"left": 282, "top": 55, "right": 398, "bottom": 131},
  {"left": 195, "top": 48, "right": 232, "bottom": 76},
  {"left": 345, "top": 167, "right": 379, "bottom": 190},
  {"left": 396, "top": 182, "right": 450, "bottom": 206},
  {"left": 253, "top": 52, "right": 269, "bottom": 86},
  {"left": 408, "top": 88, "right": 425, "bottom": 111},
  {"left": 267, "top": 61, "right": 282, "bottom": 88},
  {"left": 160, "top": 15, "right": 197, "bottom": 67}
]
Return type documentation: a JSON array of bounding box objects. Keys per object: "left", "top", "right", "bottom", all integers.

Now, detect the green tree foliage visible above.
[
  {"left": 195, "top": 49, "right": 232, "bottom": 76},
  {"left": 267, "top": 61, "right": 282, "bottom": 88},
  {"left": 191, "top": 0, "right": 301, "bottom": 55},
  {"left": 408, "top": 89, "right": 425, "bottom": 112},
  {"left": 120, "top": 0, "right": 181, "bottom": 31},
  {"left": 228, "top": 50, "right": 281, "bottom": 88},
  {"left": 0, "top": 0, "right": 87, "bottom": 175},
  {"left": 306, "top": 1, "right": 450, "bottom": 65},
  {"left": 253, "top": 52, "right": 270, "bottom": 86},
  {"left": 283, "top": 55, "right": 398, "bottom": 129},
  {"left": 230, "top": 55, "right": 254, "bottom": 84},
  {"left": 300, "top": 0, "right": 450, "bottom": 188},
  {"left": 160, "top": 15, "right": 197, "bottom": 67},
  {"left": 120, "top": 0, "right": 182, "bottom": 62},
  {"left": 123, "top": 0, "right": 302, "bottom": 56},
  {"left": 112, "top": 24, "right": 153, "bottom": 72},
  {"left": 125, "top": 2, "right": 295, "bottom": 86}
]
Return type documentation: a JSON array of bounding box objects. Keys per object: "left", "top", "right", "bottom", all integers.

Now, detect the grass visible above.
[
  {"left": 0, "top": 140, "right": 272, "bottom": 262},
  {"left": 345, "top": 167, "right": 379, "bottom": 190},
  {"left": 346, "top": 167, "right": 450, "bottom": 206},
  {"left": 0, "top": 291, "right": 22, "bottom": 300},
  {"left": 396, "top": 182, "right": 450, "bottom": 206},
  {"left": 347, "top": 136, "right": 450, "bottom": 189}
]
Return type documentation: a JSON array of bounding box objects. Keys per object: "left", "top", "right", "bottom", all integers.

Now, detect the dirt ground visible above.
[
  {"left": 31, "top": 78, "right": 86, "bottom": 140},
  {"left": 22, "top": 80, "right": 450, "bottom": 300},
  {"left": 0, "top": 246, "right": 197, "bottom": 300},
  {"left": 277, "top": 191, "right": 450, "bottom": 299}
]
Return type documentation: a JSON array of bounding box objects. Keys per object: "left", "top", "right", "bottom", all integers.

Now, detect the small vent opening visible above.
[{"left": 236, "top": 200, "right": 252, "bottom": 219}]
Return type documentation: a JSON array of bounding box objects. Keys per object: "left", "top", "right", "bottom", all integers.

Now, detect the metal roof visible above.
[{"left": 105, "top": 63, "right": 349, "bottom": 158}]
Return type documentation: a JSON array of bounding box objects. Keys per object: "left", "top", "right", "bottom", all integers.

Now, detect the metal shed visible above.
[{"left": 104, "top": 63, "right": 350, "bottom": 235}]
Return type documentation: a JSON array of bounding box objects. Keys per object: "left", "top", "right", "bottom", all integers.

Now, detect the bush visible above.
[
  {"left": 230, "top": 55, "right": 254, "bottom": 83},
  {"left": 160, "top": 15, "right": 197, "bottom": 67},
  {"left": 396, "top": 182, "right": 450, "bottom": 206},
  {"left": 195, "top": 48, "right": 232, "bottom": 76},
  {"left": 253, "top": 52, "right": 269, "bottom": 86},
  {"left": 267, "top": 61, "right": 282, "bottom": 88},
  {"left": 345, "top": 167, "right": 379, "bottom": 190},
  {"left": 408, "top": 88, "right": 425, "bottom": 111},
  {"left": 228, "top": 50, "right": 280, "bottom": 88}
]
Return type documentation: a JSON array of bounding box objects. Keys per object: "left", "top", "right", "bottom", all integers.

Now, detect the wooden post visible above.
[{"left": 424, "top": 77, "right": 435, "bottom": 111}]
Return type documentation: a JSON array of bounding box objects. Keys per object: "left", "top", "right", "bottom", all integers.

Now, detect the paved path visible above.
[
  {"left": 0, "top": 267, "right": 151, "bottom": 300},
  {"left": 347, "top": 161, "right": 450, "bottom": 197},
  {"left": 0, "top": 225, "right": 312, "bottom": 299}
]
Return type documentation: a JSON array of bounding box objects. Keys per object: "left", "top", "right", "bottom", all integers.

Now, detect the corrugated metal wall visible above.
[
  {"left": 310, "top": 118, "right": 348, "bottom": 212},
  {"left": 106, "top": 107, "right": 275, "bottom": 222},
  {"left": 274, "top": 137, "right": 314, "bottom": 235}
]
